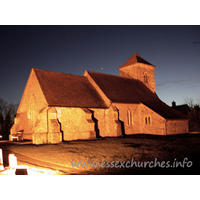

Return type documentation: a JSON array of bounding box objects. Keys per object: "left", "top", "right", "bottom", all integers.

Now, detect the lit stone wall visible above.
[
  {"left": 10, "top": 70, "right": 62, "bottom": 144},
  {"left": 90, "top": 106, "right": 122, "bottom": 137},
  {"left": 32, "top": 133, "right": 47, "bottom": 144},
  {"left": 114, "top": 103, "right": 141, "bottom": 135},
  {"left": 17, "top": 69, "right": 47, "bottom": 113},
  {"left": 56, "top": 107, "right": 96, "bottom": 141},
  {"left": 33, "top": 108, "right": 48, "bottom": 134},
  {"left": 32, "top": 107, "right": 62, "bottom": 144},
  {"left": 138, "top": 104, "right": 166, "bottom": 135},
  {"left": 10, "top": 69, "right": 47, "bottom": 141},
  {"left": 114, "top": 103, "right": 166, "bottom": 135}
]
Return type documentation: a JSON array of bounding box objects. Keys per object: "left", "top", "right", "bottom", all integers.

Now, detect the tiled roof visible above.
[
  {"left": 33, "top": 68, "right": 107, "bottom": 108},
  {"left": 118, "top": 53, "right": 156, "bottom": 69},
  {"left": 33, "top": 67, "right": 187, "bottom": 119},
  {"left": 87, "top": 71, "right": 187, "bottom": 120}
]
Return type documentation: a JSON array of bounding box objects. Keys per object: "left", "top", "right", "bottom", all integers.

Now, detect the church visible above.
[{"left": 10, "top": 53, "right": 189, "bottom": 144}]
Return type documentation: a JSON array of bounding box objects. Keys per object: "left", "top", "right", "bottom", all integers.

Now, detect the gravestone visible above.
[
  {"left": 9, "top": 154, "right": 17, "bottom": 168},
  {"left": 0, "top": 149, "right": 4, "bottom": 170},
  {"left": 15, "top": 168, "right": 28, "bottom": 175}
]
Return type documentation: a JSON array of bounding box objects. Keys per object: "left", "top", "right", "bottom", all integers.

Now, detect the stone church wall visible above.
[
  {"left": 114, "top": 103, "right": 141, "bottom": 135},
  {"left": 56, "top": 107, "right": 96, "bottom": 141},
  {"left": 90, "top": 106, "right": 122, "bottom": 138},
  {"left": 10, "top": 70, "right": 48, "bottom": 142},
  {"left": 138, "top": 104, "right": 166, "bottom": 135},
  {"left": 17, "top": 69, "right": 47, "bottom": 113},
  {"left": 114, "top": 103, "right": 166, "bottom": 135},
  {"left": 32, "top": 107, "right": 62, "bottom": 144},
  {"left": 166, "top": 120, "right": 189, "bottom": 135}
]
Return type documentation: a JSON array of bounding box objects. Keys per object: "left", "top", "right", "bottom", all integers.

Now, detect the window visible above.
[
  {"left": 145, "top": 116, "right": 151, "bottom": 125},
  {"left": 30, "top": 95, "right": 35, "bottom": 123},
  {"left": 28, "top": 95, "right": 36, "bottom": 126},
  {"left": 144, "top": 72, "right": 148, "bottom": 83},
  {"left": 127, "top": 109, "right": 133, "bottom": 125},
  {"left": 145, "top": 117, "right": 148, "bottom": 125}
]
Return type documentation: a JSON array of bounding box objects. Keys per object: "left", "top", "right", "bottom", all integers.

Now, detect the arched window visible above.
[
  {"left": 127, "top": 109, "right": 133, "bottom": 125},
  {"left": 145, "top": 116, "right": 151, "bottom": 125},
  {"left": 145, "top": 117, "right": 148, "bottom": 125},
  {"left": 30, "top": 95, "right": 36, "bottom": 125},
  {"left": 148, "top": 116, "right": 151, "bottom": 124},
  {"left": 144, "top": 72, "right": 148, "bottom": 83}
]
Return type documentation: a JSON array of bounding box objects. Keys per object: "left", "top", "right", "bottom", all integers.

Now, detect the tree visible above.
[
  {"left": 4, "top": 107, "right": 12, "bottom": 139},
  {"left": 184, "top": 97, "right": 200, "bottom": 108},
  {"left": 0, "top": 98, "right": 18, "bottom": 139},
  {"left": 0, "top": 111, "right": 4, "bottom": 136},
  {"left": 183, "top": 97, "right": 200, "bottom": 132},
  {"left": 0, "top": 98, "right": 7, "bottom": 137}
]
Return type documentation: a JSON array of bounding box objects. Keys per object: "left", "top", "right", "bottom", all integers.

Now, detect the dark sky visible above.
[{"left": 0, "top": 25, "right": 199, "bottom": 106}]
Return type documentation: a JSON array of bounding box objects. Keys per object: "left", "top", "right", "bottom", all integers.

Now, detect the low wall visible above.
[{"left": 166, "top": 120, "right": 189, "bottom": 135}]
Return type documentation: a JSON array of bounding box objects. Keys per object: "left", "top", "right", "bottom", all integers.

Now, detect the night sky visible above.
[{"left": 0, "top": 25, "right": 199, "bottom": 106}]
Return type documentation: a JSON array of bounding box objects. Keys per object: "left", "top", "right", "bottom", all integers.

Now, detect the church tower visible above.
[{"left": 118, "top": 53, "right": 156, "bottom": 93}]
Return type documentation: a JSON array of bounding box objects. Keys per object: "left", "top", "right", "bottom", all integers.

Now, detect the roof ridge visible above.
[
  {"left": 33, "top": 68, "right": 85, "bottom": 78},
  {"left": 87, "top": 70, "right": 144, "bottom": 81},
  {"left": 87, "top": 70, "right": 119, "bottom": 77},
  {"left": 118, "top": 53, "right": 155, "bottom": 69}
]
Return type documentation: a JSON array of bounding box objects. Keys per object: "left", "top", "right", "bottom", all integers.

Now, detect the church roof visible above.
[
  {"left": 118, "top": 53, "right": 156, "bottom": 69},
  {"left": 33, "top": 67, "right": 186, "bottom": 120},
  {"left": 33, "top": 68, "right": 108, "bottom": 108},
  {"left": 87, "top": 71, "right": 187, "bottom": 120}
]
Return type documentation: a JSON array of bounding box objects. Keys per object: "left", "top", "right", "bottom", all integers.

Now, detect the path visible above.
[{"left": 0, "top": 141, "right": 93, "bottom": 175}]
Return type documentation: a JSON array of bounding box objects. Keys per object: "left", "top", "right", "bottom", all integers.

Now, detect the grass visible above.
[{"left": 4, "top": 133, "right": 200, "bottom": 174}]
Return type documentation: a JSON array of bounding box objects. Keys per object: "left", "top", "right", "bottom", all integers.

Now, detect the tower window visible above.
[{"left": 144, "top": 72, "right": 148, "bottom": 83}]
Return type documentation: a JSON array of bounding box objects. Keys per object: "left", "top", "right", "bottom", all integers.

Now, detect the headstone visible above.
[
  {"left": 15, "top": 165, "right": 29, "bottom": 175},
  {"left": 0, "top": 149, "right": 4, "bottom": 170},
  {"left": 0, "top": 149, "right": 3, "bottom": 165},
  {"left": 15, "top": 168, "right": 28, "bottom": 175},
  {"left": 9, "top": 154, "right": 17, "bottom": 168}
]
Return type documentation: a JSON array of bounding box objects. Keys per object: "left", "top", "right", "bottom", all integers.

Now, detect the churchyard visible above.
[{"left": 1, "top": 133, "right": 200, "bottom": 175}]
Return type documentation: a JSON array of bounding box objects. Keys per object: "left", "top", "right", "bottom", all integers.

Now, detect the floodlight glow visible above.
[{"left": 9, "top": 154, "right": 17, "bottom": 168}]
